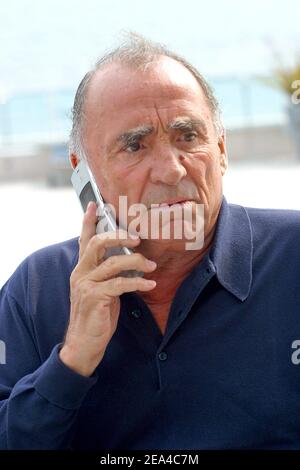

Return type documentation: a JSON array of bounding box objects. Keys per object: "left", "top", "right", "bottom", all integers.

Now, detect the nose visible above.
[{"left": 149, "top": 143, "right": 187, "bottom": 185}]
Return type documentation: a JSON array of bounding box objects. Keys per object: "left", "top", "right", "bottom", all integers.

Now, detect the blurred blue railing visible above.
[{"left": 0, "top": 77, "right": 288, "bottom": 146}]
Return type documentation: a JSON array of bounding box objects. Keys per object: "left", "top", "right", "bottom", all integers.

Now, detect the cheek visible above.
[
  {"left": 92, "top": 165, "right": 120, "bottom": 206},
  {"left": 112, "top": 159, "right": 149, "bottom": 193},
  {"left": 183, "top": 151, "right": 222, "bottom": 190},
  {"left": 182, "top": 152, "right": 210, "bottom": 183},
  {"left": 107, "top": 165, "right": 146, "bottom": 216}
]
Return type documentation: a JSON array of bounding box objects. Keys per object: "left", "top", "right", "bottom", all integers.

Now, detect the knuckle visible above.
[
  {"left": 116, "top": 229, "right": 129, "bottom": 239},
  {"left": 90, "top": 233, "right": 101, "bottom": 247},
  {"left": 97, "top": 231, "right": 115, "bottom": 241},
  {"left": 87, "top": 234, "right": 104, "bottom": 253},
  {"left": 112, "top": 277, "right": 124, "bottom": 290},
  {"left": 133, "top": 253, "right": 145, "bottom": 263},
  {"left": 96, "top": 232, "right": 117, "bottom": 249},
  {"left": 70, "top": 270, "right": 79, "bottom": 288},
  {"left": 104, "top": 256, "right": 116, "bottom": 269},
  {"left": 81, "top": 286, "right": 90, "bottom": 300}
]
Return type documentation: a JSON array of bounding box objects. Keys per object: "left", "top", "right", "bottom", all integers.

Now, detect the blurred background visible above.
[{"left": 1, "top": 0, "right": 300, "bottom": 287}]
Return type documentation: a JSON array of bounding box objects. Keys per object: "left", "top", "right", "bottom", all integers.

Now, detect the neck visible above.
[{"left": 136, "top": 224, "right": 216, "bottom": 307}]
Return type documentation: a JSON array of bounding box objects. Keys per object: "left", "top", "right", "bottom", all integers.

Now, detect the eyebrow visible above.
[
  {"left": 115, "top": 125, "right": 154, "bottom": 147},
  {"left": 167, "top": 117, "right": 208, "bottom": 136},
  {"left": 113, "top": 117, "right": 208, "bottom": 149}
]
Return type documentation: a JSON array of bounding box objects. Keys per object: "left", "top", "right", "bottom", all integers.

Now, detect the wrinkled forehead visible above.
[{"left": 83, "top": 57, "right": 209, "bottom": 120}]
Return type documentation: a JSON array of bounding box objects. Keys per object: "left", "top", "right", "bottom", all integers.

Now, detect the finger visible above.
[
  {"left": 101, "top": 275, "right": 156, "bottom": 296},
  {"left": 89, "top": 252, "right": 156, "bottom": 282},
  {"left": 78, "top": 231, "right": 141, "bottom": 273},
  {"left": 78, "top": 201, "right": 98, "bottom": 259}
]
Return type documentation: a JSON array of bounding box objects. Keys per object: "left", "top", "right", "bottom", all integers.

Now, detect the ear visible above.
[
  {"left": 217, "top": 130, "right": 228, "bottom": 176},
  {"left": 70, "top": 153, "right": 79, "bottom": 169}
]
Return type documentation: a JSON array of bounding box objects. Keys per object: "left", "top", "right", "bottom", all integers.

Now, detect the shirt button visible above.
[
  {"left": 130, "top": 309, "right": 142, "bottom": 319},
  {"left": 158, "top": 351, "right": 168, "bottom": 361}
]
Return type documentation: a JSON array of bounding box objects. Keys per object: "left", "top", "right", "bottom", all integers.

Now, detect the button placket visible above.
[
  {"left": 156, "top": 271, "right": 216, "bottom": 360},
  {"left": 156, "top": 349, "right": 169, "bottom": 389}
]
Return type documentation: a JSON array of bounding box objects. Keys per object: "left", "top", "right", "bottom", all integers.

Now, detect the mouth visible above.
[
  {"left": 147, "top": 199, "right": 193, "bottom": 212},
  {"left": 155, "top": 199, "right": 190, "bottom": 207}
]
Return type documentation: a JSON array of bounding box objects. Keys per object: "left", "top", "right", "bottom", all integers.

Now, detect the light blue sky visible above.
[{"left": 0, "top": 0, "right": 299, "bottom": 95}]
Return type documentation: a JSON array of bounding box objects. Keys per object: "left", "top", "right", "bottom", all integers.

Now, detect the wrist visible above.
[{"left": 59, "top": 343, "right": 102, "bottom": 377}]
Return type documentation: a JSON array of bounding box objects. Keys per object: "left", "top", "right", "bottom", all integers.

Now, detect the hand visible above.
[{"left": 59, "top": 201, "right": 157, "bottom": 377}]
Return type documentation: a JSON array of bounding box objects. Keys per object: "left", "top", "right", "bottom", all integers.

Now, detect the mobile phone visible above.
[{"left": 71, "top": 158, "right": 144, "bottom": 278}]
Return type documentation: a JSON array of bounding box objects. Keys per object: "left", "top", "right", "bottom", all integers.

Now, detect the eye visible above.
[
  {"left": 124, "top": 141, "right": 143, "bottom": 153},
  {"left": 180, "top": 132, "right": 198, "bottom": 142}
]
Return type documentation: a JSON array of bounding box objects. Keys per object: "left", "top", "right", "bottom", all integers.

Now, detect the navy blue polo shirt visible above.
[{"left": 1, "top": 195, "right": 300, "bottom": 450}]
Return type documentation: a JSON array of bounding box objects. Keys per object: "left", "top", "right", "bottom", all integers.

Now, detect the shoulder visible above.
[
  {"left": 230, "top": 203, "right": 300, "bottom": 262},
  {"left": 227, "top": 200, "right": 300, "bottom": 235},
  {"left": 0, "top": 237, "right": 80, "bottom": 355},
  {"left": 240, "top": 204, "right": 300, "bottom": 241},
  {"left": 25, "top": 236, "right": 80, "bottom": 273},
  {"left": 3, "top": 236, "right": 79, "bottom": 306},
  {"left": 242, "top": 204, "right": 300, "bottom": 228}
]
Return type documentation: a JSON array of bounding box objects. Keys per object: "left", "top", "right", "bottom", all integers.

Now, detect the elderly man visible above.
[{"left": 1, "top": 33, "right": 300, "bottom": 451}]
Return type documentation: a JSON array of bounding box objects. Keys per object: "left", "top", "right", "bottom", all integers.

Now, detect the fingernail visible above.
[
  {"left": 146, "top": 260, "right": 157, "bottom": 268},
  {"left": 86, "top": 201, "right": 94, "bottom": 212},
  {"left": 129, "top": 233, "right": 140, "bottom": 239}
]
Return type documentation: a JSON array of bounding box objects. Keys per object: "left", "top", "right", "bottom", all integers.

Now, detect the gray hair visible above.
[{"left": 69, "top": 32, "right": 223, "bottom": 159}]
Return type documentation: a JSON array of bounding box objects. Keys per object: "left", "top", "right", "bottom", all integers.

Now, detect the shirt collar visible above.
[
  {"left": 75, "top": 194, "right": 253, "bottom": 305},
  {"left": 208, "top": 195, "right": 253, "bottom": 302}
]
